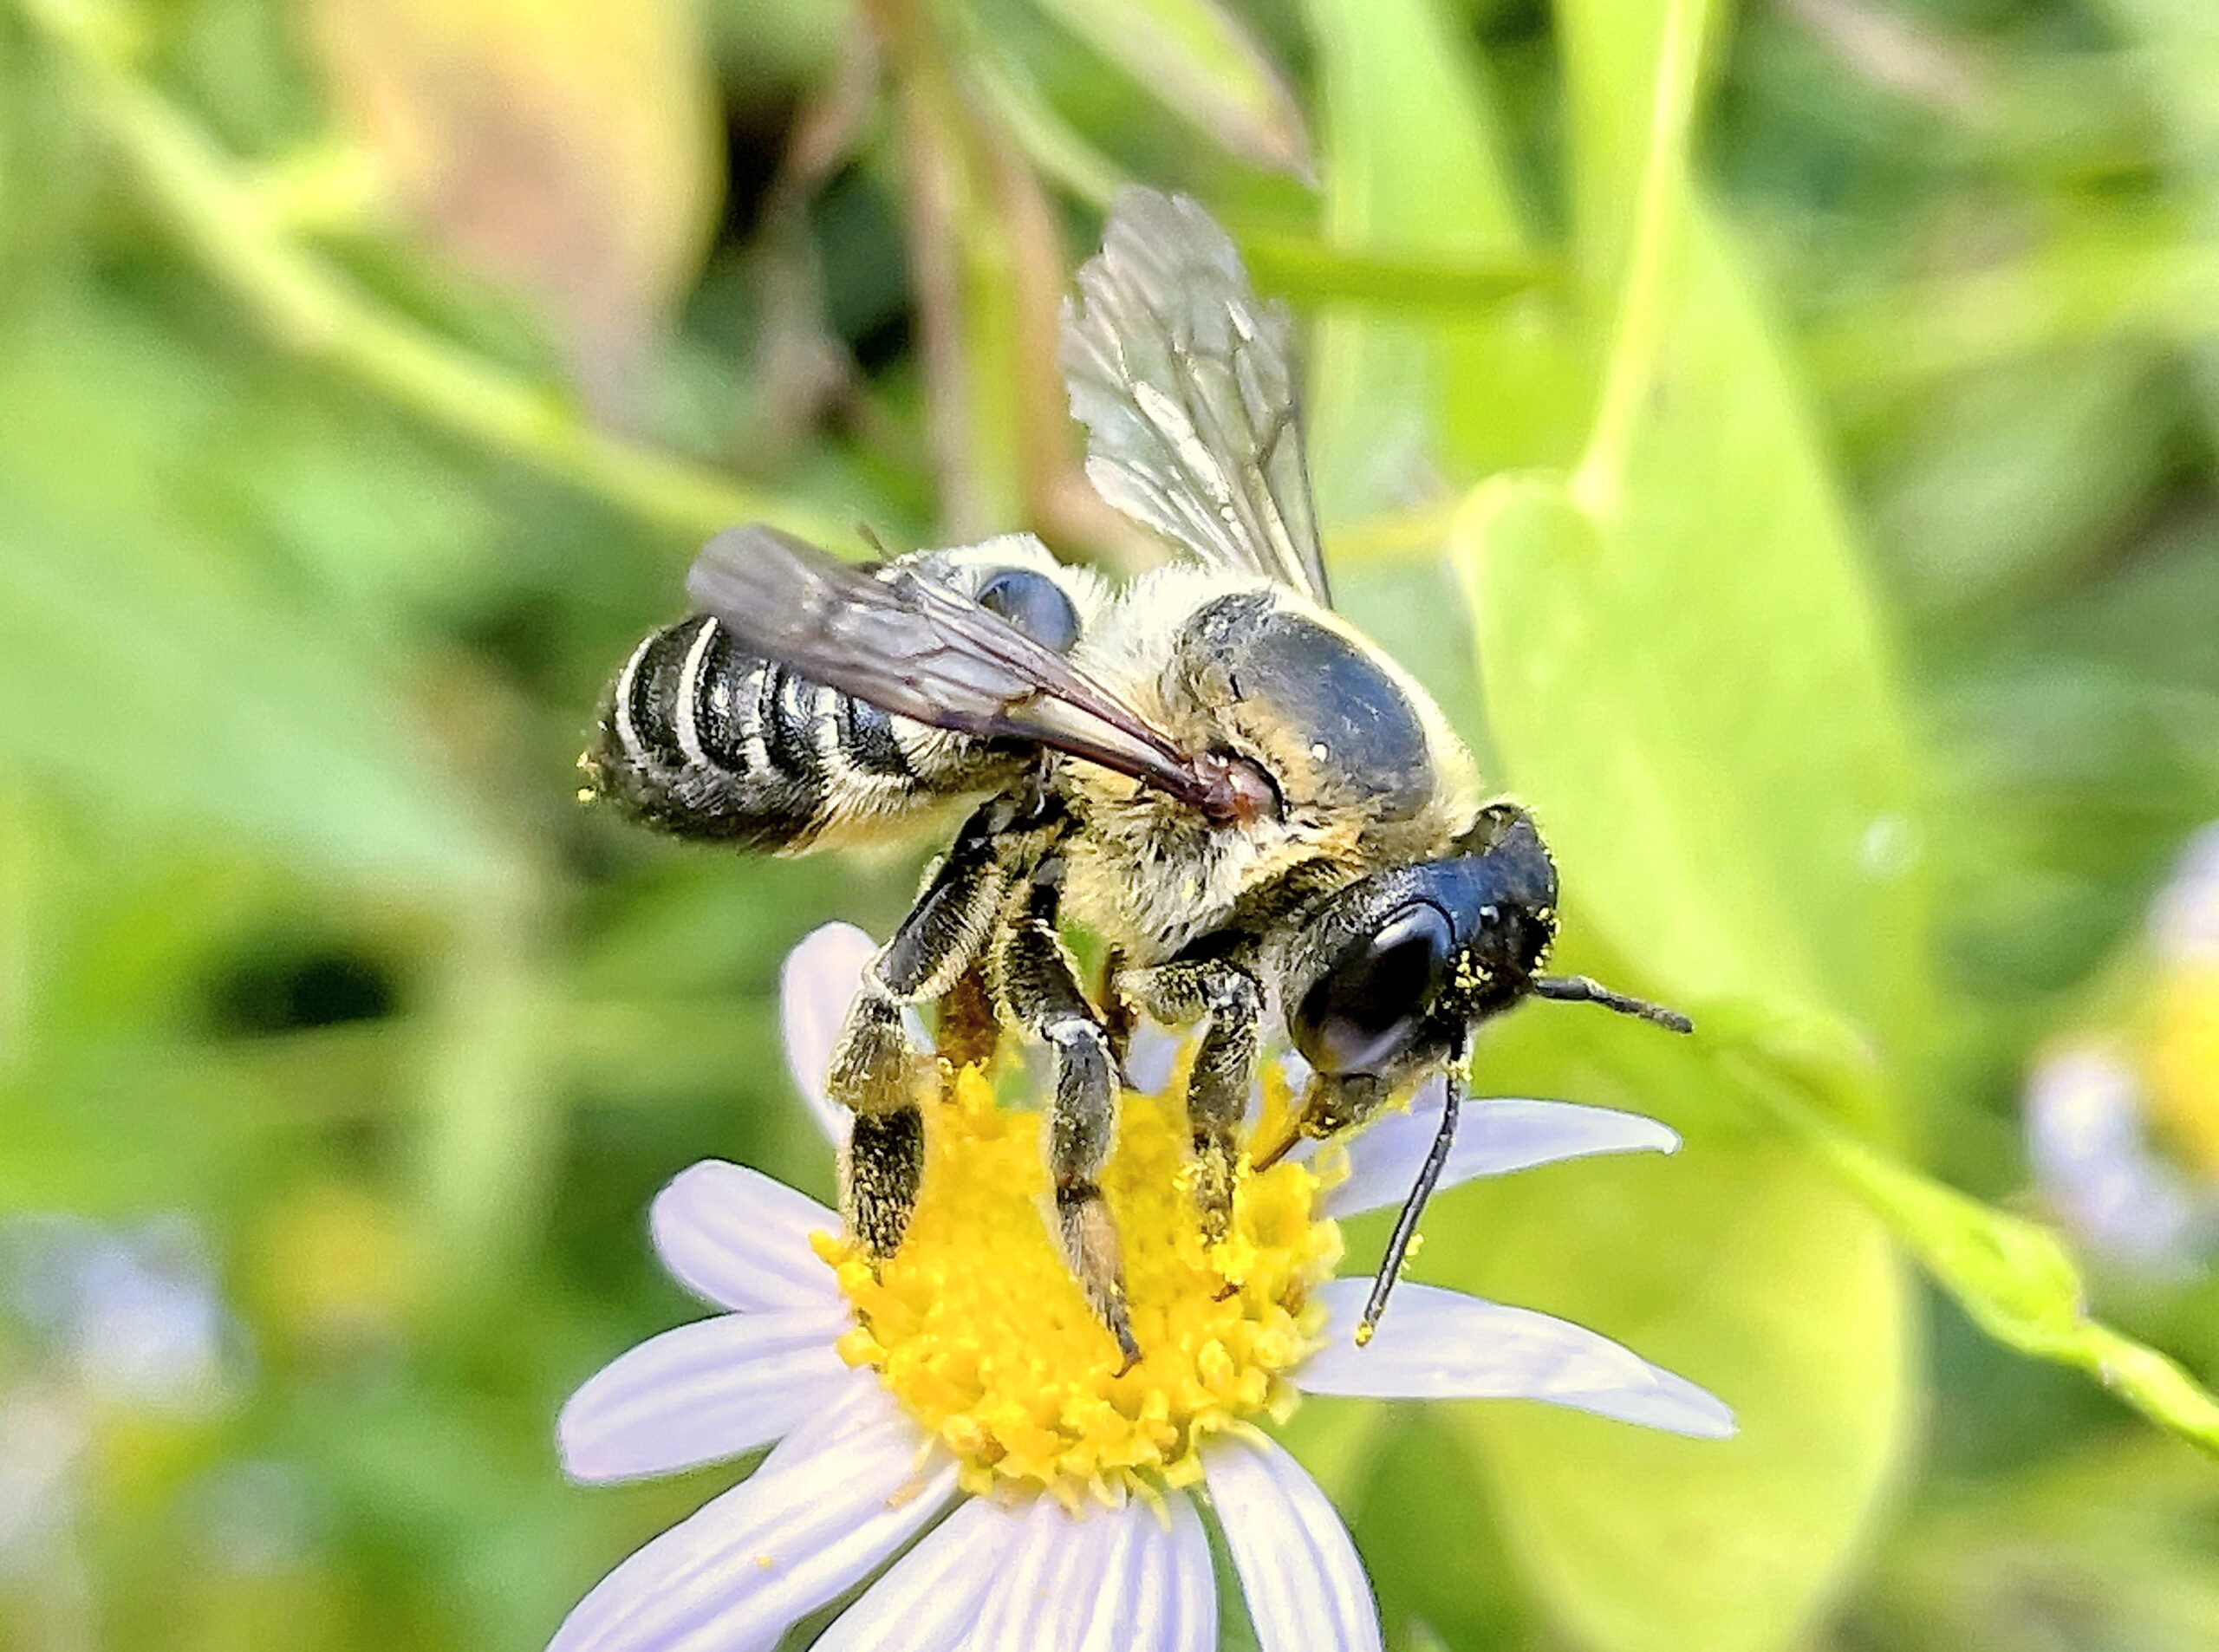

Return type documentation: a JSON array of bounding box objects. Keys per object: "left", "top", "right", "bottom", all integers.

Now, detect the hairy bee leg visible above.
[
  {"left": 1117, "top": 961, "right": 1262, "bottom": 1247},
  {"left": 829, "top": 997, "right": 931, "bottom": 1259},
  {"left": 830, "top": 799, "right": 1025, "bottom": 1262},
  {"left": 996, "top": 874, "right": 1141, "bottom": 1370},
  {"left": 1096, "top": 946, "right": 1136, "bottom": 1078}
]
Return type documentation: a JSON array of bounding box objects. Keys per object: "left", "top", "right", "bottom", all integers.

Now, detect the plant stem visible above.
[
  {"left": 1572, "top": 0, "right": 1711, "bottom": 512},
  {"left": 1240, "top": 233, "right": 1557, "bottom": 310},
  {"left": 16, "top": 0, "right": 847, "bottom": 548},
  {"left": 1732, "top": 1037, "right": 2219, "bottom": 1461}
]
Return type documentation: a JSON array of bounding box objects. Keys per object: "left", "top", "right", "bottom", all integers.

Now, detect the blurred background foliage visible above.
[{"left": 3, "top": 0, "right": 2219, "bottom": 1649}]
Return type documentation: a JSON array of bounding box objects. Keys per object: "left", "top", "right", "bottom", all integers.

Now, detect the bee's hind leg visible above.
[
  {"left": 830, "top": 801, "right": 1017, "bottom": 1263},
  {"left": 828, "top": 994, "right": 933, "bottom": 1260},
  {"left": 1116, "top": 960, "right": 1262, "bottom": 1249},
  {"left": 996, "top": 868, "right": 1141, "bottom": 1370}
]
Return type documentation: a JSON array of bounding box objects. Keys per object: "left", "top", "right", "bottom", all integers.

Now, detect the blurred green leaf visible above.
[
  {"left": 2092, "top": 1, "right": 2219, "bottom": 197},
  {"left": 1022, "top": 0, "right": 1311, "bottom": 179},
  {"left": 1857, "top": 1434, "right": 2219, "bottom": 1652},
  {"left": 14, "top": 0, "right": 844, "bottom": 549},
  {"left": 2095, "top": 0, "right": 2219, "bottom": 440},
  {"left": 1434, "top": 4, "right": 1928, "bottom": 1649},
  {"left": 1343, "top": 1411, "right": 1531, "bottom": 1650},
  {"left": 1452, "top": 0, "right": 1921, "bottom": 1039},
  {"left": 0, "top": 3, "right": 94, "bottom": 305},
  {"left": 0, "top": 310, "right": 515, "bottom": 894},
  {"left": 1240, "top": 232, "right": 1556, "bottom": 312},
  {"left": 964, "top": 28, "right": 1129, "bottom": 209},
  {"left": 1401, "top": 1012, "right": 1916, "bottom": 1652},
  {"left": 1303, "top": 0, "right": 1584, "bottom": 527},
  {"left": 1864, "top": 344, "right": 2187, "bottom": 615},
  {"left": 1455, "top": 457, "right": 1915, "bottom": 1042}
]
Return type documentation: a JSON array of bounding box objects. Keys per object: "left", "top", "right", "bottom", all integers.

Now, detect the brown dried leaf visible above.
[{"left": 307, "top": 0, "right": 720, "bottom": 414}]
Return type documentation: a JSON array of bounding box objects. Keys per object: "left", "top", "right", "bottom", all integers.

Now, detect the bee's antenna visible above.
[
  {"left": 1356, "top": 1068, "right": 1462, "bottom": 1348},
  {"left": 1533, "top": 974, "right": 1693, "bottom": 1035}
]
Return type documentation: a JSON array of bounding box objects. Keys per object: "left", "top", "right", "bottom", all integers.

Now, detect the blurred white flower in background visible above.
[
  {"left": 546, "top": 924, "right": 1734, "bottom": 1652},
  {"left": 3, "top": 1213, "right": 231, "bottom": 1409},
  {"left": 0, "top": 1212, "right": 236, "bottom": 1603},
  {"left": 2025, "top": 823, "right": 2219, "bottom": 1274}
]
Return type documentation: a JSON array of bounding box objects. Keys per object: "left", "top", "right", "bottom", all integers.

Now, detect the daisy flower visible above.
[{"left": 550, "top": 924, "right": 1734, "bottom": 1652}]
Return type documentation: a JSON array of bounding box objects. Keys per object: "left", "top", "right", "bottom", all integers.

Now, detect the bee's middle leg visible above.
[
  {"left": 995, "top": 875, "right": 1141, "bottom": 1369},
  {"left": 830, "top": 804, "right": 1012, "bottom": 1262},
  {"left": 1116, "top": 960, "right": 1261, "bottom": 1247}
]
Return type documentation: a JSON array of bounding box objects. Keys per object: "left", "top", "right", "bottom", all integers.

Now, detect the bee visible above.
[{"left": 587, "top": 189, "right": 1688, "bottom": 1363}]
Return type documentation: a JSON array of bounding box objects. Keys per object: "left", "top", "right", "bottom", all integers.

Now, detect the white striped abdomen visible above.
[{"left": 589, "top": 615, "right": 1011, "bottom": 853}]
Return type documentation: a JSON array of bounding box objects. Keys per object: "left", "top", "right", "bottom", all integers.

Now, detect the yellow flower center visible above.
[{"left": 815, "top": 1063, "right": 1340, "bottom": 1505}]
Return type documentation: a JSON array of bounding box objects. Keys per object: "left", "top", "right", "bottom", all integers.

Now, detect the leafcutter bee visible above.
[{"left": 587, "top": 190, "right": 1689, "bottom": 1363}]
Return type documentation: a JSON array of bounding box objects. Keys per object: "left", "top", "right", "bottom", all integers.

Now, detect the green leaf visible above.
[
  {"left": 1302, "top": 0, "right": 1585, "bottom": 527},
  {"left": 1453, "top": 230, "right": 1921, "bottom": 1048},
  {"left": 1430, "top": 3, "right": 1929, "bottom": 1649},
  {"left": 1344, "top": 1412, "right": 1533, "bottom": 1650},
  {"left": 1454, "top": 463, "right": 1907, "bottom": 1044},
  {"left": 1408, "top": 1017, "right": 1916, "bottom": 1652},
  {"left": 1860, "top": 344, "right": 2185, "bottom": 614},
  {"left": 0, "top": 309, "right": 516, "bottom": 894},
  {"left": 1024, "top": 0, "right": 1311, "bottom": 178},
  {"left": 2091, "top": 0, "right": 2219, "bottom": 440}
]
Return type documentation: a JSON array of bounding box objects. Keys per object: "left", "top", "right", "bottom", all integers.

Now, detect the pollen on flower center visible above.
[{"left": 815, "top": 1063, "right": 1341, "bottom": 1504}]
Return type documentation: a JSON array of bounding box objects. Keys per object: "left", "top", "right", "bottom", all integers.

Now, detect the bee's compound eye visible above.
[
  {"left": 1292, "top": 901, "right": 1454, "bottom": 1075},
  {"left": 976, "top": 569, "right": 1081, "bottom": 654}
]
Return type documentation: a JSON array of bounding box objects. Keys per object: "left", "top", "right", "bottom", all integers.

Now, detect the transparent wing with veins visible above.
[
  {"left": 686, "top": 525, "right": 1265, "bottom": 821},
  {"left": 1059, "top": 186, "right": 1331, "bottom": 607}
]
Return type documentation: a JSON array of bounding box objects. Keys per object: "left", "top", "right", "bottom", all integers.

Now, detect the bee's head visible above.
[{"left": 1285, "top": 804, "right": 1687, "bottom": 1081}]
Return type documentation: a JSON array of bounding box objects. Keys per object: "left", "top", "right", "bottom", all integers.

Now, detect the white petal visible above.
[
  {"left": 1299, "top": 1280, "right": 1736, "bottom": 1438},
  {"left": 960, "top": 1491, "right": 1211, "bottom": 1652},
  {"left": 1204, "top": 1434, "right": 1381, "bottom": 1652},
  {"left": 781, "top": 923, "right": 877, "bottom": 1143},
  {"left": 549, "top": 1375, "right": 956, "bottom": 1652},
  {"left": 1323, "top": 1082, "right": 1679, "bottom": 1219},
  {"left": 965, "top": 1494, "right": 1103, "bottom": 1652},
  {"left": 650, "top": 1161, "right": 840, "bottom": 1314},
  {"left": 812, "top": 1495, "right": 1021, "bottom": 1652},
  {"left": 2151, "top": 820, "right": 2219, "bottom": 966},
  {"left": 1123, "top": 1025, "right": 1181, "bottom": 1095},
  {"left": 2024, "top": 1044, "right": 2213, "bottom": 1267},
  {"left": 557, "top": 1306, "right": 852, "bottom": 1483},
  {"left": 1110, "top": 1492, "right": 1215, "bottom": 1652}
]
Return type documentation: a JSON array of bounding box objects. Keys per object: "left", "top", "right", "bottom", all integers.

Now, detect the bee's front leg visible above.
[
  {"left": 995, "top": 869, "right": 1141, "bottom": 1371},
  {"left": 1116, "top": 960, "right": 1262, "bottom": 1249}
]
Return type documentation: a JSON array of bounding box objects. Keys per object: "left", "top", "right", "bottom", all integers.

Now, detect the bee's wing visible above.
[
  {"left": 1059, "top": 186, "right": 1331, "bottom": 607},
  {"left": 687, "top": 525, "right": 1243, "bottom": 816}
]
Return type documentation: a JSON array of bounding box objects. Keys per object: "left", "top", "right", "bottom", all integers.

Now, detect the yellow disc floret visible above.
[{"left": 816, "top": 1063, "right": 1340, "bottom": 1505}]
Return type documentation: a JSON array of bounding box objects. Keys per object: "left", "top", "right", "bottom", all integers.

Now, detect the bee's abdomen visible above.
[{"left": 589, "top": 615, "right": 996, "bottom": 851}]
